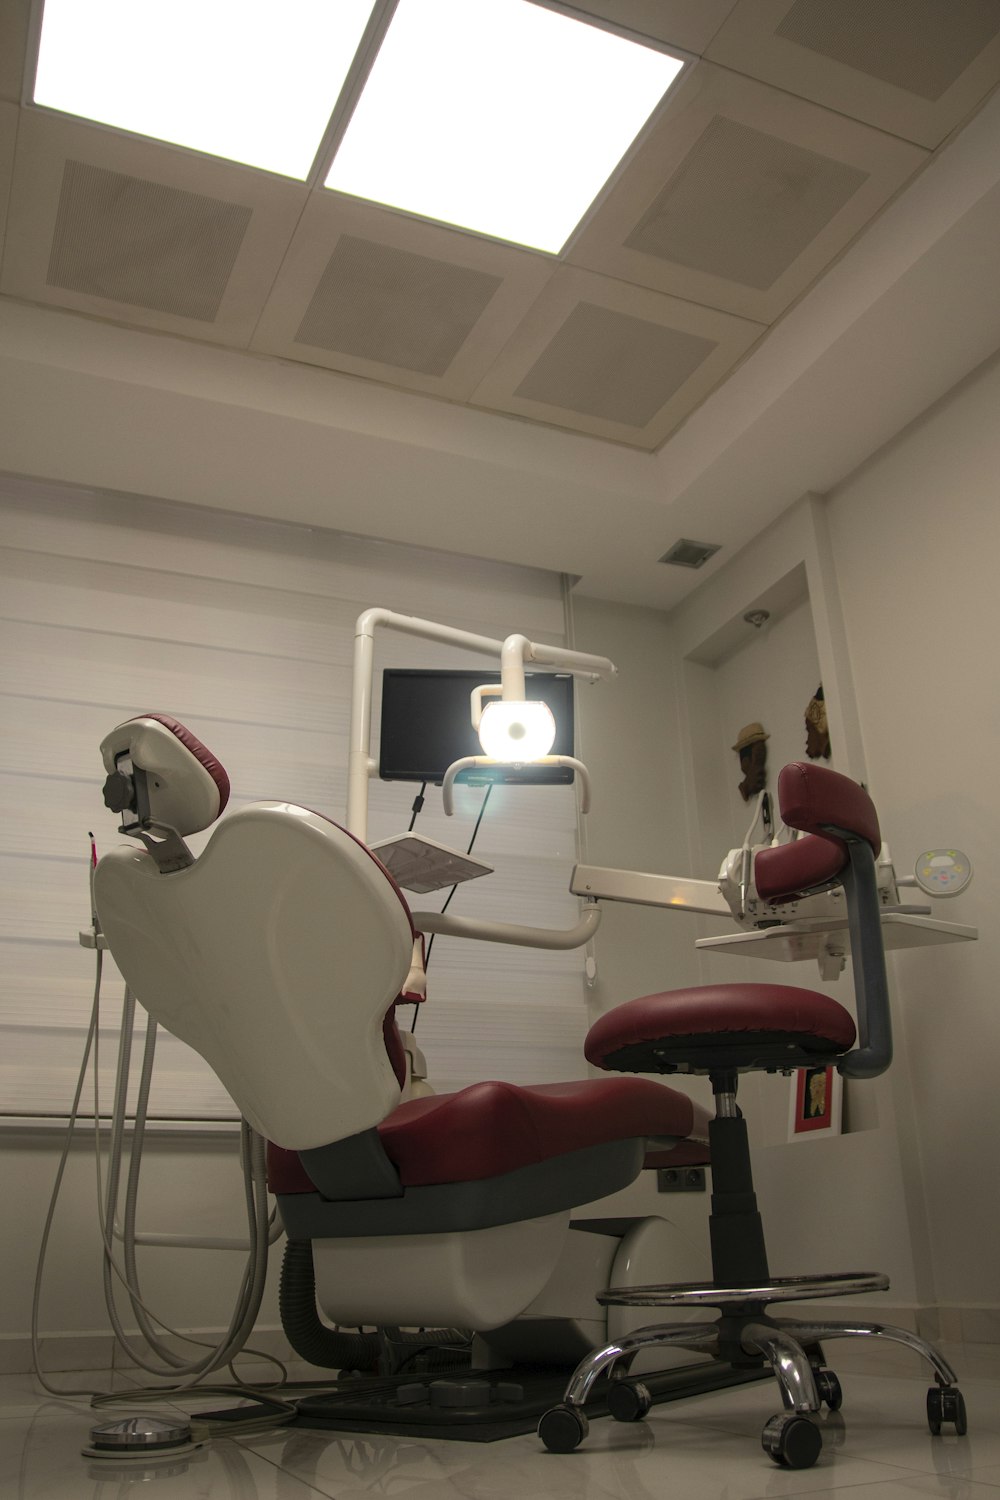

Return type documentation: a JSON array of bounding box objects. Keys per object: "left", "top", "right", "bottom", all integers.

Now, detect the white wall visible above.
[
  {"left": 0, "top": 479, "right": 579, "bottom": 1369},
  {"left": 666, "top": 500, "right": 924, "bottom": 1312},
  {"left": 824, "top": 350, "right": 999, "bottom": 1327},
  {"left": 651, "top": 354, "right": 996, "bottom": 1329},
  {"left": 567, "top": 595, "right": 712, "bottom": 1256},
  {"left": 1, "top": 1127, "right": 285, "bottom": 1375}
]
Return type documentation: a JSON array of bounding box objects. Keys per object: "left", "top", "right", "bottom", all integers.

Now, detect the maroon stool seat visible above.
[
  {"left": 586, "top": 984, "right": 857, "bottom": 1075},
  {"left": 540, "top": 762, "right": 964, "bottom": 1468}
]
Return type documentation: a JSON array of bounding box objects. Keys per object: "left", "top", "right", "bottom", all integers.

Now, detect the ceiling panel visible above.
[
  {"left": 568, "top": 0, "right": 740, "bottom": 54},
  {"left": 566, "top": 61, "right": 927, "bottom": 323},
  {"left": 1, "top": 0, "right": 997, "bottom": 458},
  {"left": 0, "top": 105, "right": 16, "bottom": 261},
  {"left": 0, "top": 0, "right": 30, "bottom": 104},
  {"left": 1, "top": 110, "right": 308, "bottom": 347},
  {"left": 251, "top": 194, "right": 557, "bottom": 400},
  {"left": 470, "top": 265, "right": 764, "bottom": 448},
  {"left": 706, "top": 0, "right": 1000, "bottom": 148}
]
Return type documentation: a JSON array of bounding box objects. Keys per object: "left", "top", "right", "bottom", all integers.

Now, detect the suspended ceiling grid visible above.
[{"left": 1, "top": 0, "right": 999, "bottom": 454}]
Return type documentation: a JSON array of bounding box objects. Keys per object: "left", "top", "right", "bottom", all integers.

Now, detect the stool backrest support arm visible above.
[{"left": 836, "top": 835, "right": 893, "bottom": 1079}]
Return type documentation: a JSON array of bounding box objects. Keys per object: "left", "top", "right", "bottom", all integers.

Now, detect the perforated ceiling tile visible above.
[
  {"left": 567, "top": 61, "right": 925, "bottom": 321},
  {"left": 296, "top": 236, "right": 504, "bottom": 376},
  {"left": 3, "top": 110, "right": 307, "bottom": 344},
  {"left": 625, "top": 115, "right": 868, "bottom": 291},
  {"left": 775, "top": 0, "right": 1000, "bottom": 102},
  {"left": 473, "top": 263, "right": 764, "bottom": 447},
  {"left": 705, "top": 0, "right": 1000, "bottom": 147},
  {"left": 47, "top": 161, "right": 252, "bottom": 321},
  {"left": 514, "top": 301, "right": 717, "bottom": 425},
  {"left": 251, "top": 192, "right": 558, "bottom": 399}
]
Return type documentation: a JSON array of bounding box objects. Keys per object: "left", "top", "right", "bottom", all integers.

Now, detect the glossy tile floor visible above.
[{"left": 4, "top": 1347, "right": 1000, "bottom": 1500}]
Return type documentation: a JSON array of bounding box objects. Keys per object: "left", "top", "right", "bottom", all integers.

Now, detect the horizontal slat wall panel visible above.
[
  {"left": 1, "top": 939, "right": 122, "bottom": 1026},
  {"left": 0, "top": 477, "right": 587, "bottom": 1120},
  {"left": 0, "top": 619, "right": 349, "bottom": 734},
  {"left": 0, "top": 478, "right": 566, "bottom": 636}
]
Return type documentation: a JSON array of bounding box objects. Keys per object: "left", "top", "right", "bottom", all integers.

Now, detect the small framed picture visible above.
[{"left": 788, "top": 1065, "right": 843, "bottom": 1141}]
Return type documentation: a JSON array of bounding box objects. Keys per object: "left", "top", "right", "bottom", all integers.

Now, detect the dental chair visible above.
[
  {"left": 540, "top": 761, "right": 965, "bottom": 1467},
  {"left": 93, "top": 713, "right": 714, "bottom": 1406}
]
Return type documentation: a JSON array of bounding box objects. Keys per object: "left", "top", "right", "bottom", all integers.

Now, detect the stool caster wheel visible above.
[
  {"left": 815, "top": 1368, "right": 843, "bottom": 1411},
  {"left": 607, "top": 1380, "right": 652, "bottom": 1423},
  {"left": 927, "top": 1385, "right": 967, "bottom": 1436},
  {"left": 538, "top": 1404, "right": 589, "bottom": 1453},
  {"left": 762, "top": 1412, "right": 823, "bottom": 1469}
]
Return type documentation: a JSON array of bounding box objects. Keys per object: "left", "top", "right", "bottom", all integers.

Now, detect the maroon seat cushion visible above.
[
  {"left": 755, "top": 834, "right": 847, "bottom": 904},
  {"left": 586, "top": 984, "right": 857, "bottom": 1075},
  {"left": 267, "top": 1076, "right": 710, "bottom": 1194}
]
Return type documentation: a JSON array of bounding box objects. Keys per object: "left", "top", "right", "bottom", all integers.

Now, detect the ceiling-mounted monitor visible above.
[{"left": 378, "top": 669, "right": 574, "bottom": 785}]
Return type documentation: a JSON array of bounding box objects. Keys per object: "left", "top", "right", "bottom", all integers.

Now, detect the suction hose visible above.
[{"left": 279, "top": 1240, "right": 469, "bottom": 1373}]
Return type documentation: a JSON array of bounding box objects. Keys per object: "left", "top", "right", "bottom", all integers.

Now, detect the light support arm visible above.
[
  {"left": 570, "top": 863, "right": 732, "bottom": 916},
  {"left": 347, "top": 608, "right": 615, "bottom": 839},
  {"left": 412, "top": 902, "right": 602, "bottom": 950}
]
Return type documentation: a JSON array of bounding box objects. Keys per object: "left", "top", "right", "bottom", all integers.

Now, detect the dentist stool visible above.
[{"left": 540, "top": 762, "right": 964, "bottom": 1467}]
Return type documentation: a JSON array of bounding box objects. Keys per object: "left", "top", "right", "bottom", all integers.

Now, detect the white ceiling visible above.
[{"left": 2, "top": 0, "right": 1000, "bottom": 607}]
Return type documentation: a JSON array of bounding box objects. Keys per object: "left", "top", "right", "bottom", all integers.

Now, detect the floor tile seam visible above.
[
  {"left": 220, "top": 1432, "right": 341, "bottom": 1500},
  {"left": 0, "top": 1403, "right": 98, "bottom": 1419},
  {"left": 830, "top": 1450, "right": 984, "bottom": 1479}
]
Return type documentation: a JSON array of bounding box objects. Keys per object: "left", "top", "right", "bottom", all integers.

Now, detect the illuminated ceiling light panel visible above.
[
  {"left": 325, "top": 0, "right": 684, "bottom": 253},
  {"left": 33, "top": 0, "right": 379, "bottom": 180}
]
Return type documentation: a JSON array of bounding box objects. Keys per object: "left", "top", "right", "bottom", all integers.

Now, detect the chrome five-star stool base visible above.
[{"left": 538, "top": 1272, "right": 965, "bottom": 1466}]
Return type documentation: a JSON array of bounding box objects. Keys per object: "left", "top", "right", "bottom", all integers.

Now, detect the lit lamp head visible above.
[{"left": 477, "top": 698, "right": 556, "bottom": 762}]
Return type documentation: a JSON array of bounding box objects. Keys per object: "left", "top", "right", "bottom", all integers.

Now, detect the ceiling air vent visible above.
[{"left": 659, "top": 538, "right": 721, "bottom": 569}]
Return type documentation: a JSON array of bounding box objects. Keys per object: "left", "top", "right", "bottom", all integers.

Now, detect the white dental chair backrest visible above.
[{"left": 94, "top": 716, "right": 412, "bottom": 1149}]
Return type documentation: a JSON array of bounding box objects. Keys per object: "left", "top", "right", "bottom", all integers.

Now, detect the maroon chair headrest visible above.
[
  {"left": 135, "top": 712, "right": 231, "bottom": 814},
  {"left": 755, "top": 763, "right": 880, "bottom": 905}
]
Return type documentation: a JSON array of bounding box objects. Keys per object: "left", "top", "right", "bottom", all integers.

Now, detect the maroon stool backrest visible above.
[
  {"left": 756, "top": 762, "right": 880, "bottom": 904},
  {"left": 770, "top": 763, "right": 891, "bottom": 1080}
]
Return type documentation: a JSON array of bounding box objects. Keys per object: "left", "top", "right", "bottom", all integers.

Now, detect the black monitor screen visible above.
[{"left": 379, "top": 669, "right": 575, "bottom": 785}]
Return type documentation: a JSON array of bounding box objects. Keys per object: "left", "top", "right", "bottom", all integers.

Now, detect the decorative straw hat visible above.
[{"left": 731, "top": 722, "right": 769, "bottom": 753}]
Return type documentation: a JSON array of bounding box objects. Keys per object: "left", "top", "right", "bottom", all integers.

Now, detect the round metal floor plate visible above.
[{"left": 86, "top": 1415, "right": 194, "bottom": 1454}]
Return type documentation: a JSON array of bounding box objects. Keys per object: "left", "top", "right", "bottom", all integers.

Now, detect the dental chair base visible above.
[
  {"left": 291, "top": 1214, "right": 771, "bottom": 1444},
  {"left": 293, "top": 1355, "right": 772, "bottom": 1442}
]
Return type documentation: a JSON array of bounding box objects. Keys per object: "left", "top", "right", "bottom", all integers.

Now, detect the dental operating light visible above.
[{"left": 477, "top": 698, "right": 556, "bottom": 761}]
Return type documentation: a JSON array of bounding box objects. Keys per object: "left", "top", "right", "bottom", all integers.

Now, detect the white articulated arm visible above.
[{"left": 412, "top": 903, "right": 603, "bottom": 950}]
